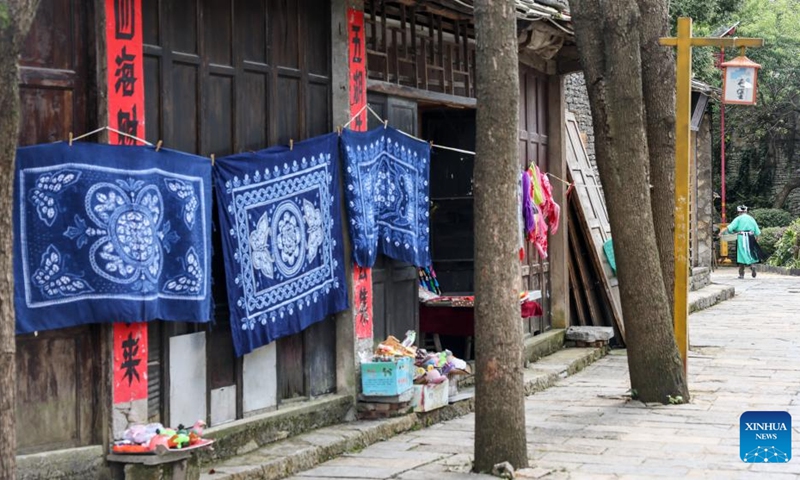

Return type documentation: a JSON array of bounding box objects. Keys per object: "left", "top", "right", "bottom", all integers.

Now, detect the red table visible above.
[{"left": 419, "top": 293, "right": 542, "bottom": 359}]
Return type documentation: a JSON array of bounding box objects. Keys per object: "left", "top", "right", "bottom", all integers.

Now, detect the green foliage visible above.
[
  {"left": 681, "top": 0, "right": 800, "bottom": 211},
  {"left": 768, "top": 218, "right": 800, "bottom": 268},
  {"left": 668, "top": 395, "right": 685, "bottom": 405},
  {"left": 751, "top": 208, "right": 793, "bottom": 227},
  {"left": 759, "top": 226, "right": 787, "bottom": 258},
  {"left": 670, "top": 0, "right": 745, "bottom": 85}
]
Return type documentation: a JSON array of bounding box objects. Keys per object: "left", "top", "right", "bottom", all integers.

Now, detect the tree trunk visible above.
[
  {"left": 773, "top": 175, "right": 800, "bottom": 209},
  {"left": 472, "top": 0, "right": 528, "bottom": 471},
  {"left": 0, "top": 2, "right": 41, "bottom": 478},
  {"left": 637, "top": 0, "right": 675, "bottom": 317},
  {"left": 570, "top": 0, "right": 689, "bottom": 404}
]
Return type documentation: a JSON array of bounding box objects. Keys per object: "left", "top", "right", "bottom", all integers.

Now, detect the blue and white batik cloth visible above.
[
  {"left": 341, "top": 127, "right": 431, "bottom": 268},
  {"left": 214, "top": 133, "right": 348, "bottom": 356},
  {"left": 14, "top": 142, "right": 212, "bottom": 334}
]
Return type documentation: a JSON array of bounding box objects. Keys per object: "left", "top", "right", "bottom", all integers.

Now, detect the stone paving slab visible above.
[
  {"left": 285, "top": 271, "right": 800, "bottom": 479},
  {"left": 200, "top": 345, "right": 606, "bottom": 480}
]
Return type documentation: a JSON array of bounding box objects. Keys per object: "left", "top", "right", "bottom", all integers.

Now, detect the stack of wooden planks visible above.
[{"left": 565, "top": 112, "right": 626, "bottom": 345}]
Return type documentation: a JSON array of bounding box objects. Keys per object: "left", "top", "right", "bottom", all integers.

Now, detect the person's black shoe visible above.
[{"left": 752, "top": 266, "right": 757, "bottom": 278}]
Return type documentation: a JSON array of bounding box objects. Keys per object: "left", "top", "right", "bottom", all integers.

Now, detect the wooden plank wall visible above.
[
  {"left": 142, "top": 0, "right": 336, "bottom": 422},
  {"left": 16, "top": 0, "right": 100, "bottom": 454}
]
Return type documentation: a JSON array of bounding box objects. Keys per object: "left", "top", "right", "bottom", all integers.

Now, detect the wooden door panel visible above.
[
  {"left": 169, "top": 63, "right": 200, "bottom": 152},
  {"left": 237, "top": 0, "right": 267, "bottom": 63},
  {"left": 16, "top": 327, "right": 96, "bottom": 454},
  {"left": 205, "top": 74, "right": 234, "bottom": 155},
  {"left": 16, "top": 0, "right": 97, "bottom": 454},
  {"left": 144, "top": 0, "right": 333, "bottom": 414},
  {"left": 304, "top": 319, "right": 337, "bottom": 397},
  {"left": 277, "top": 334, "right": 305, "bottom": 400},
  {"left": 518, "top": 66, "right": 550, "bottom": 330}
]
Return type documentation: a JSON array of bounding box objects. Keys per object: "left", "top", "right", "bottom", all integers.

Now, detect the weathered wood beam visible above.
[
  {"left": 367, "top": 79, "right": 476, "bottom": 108},
  {"left": 556, "top": 58, "right": 582, "bottom": 74}
]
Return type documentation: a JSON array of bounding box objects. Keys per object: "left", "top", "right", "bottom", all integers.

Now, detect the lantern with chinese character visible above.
[{"left": 721, "top": 52, "right": 762, "bottom": 105}]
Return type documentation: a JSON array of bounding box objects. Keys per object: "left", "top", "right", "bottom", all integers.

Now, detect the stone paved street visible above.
[{"left": 288, "top": 271, "right": 800, "bottom": 479}]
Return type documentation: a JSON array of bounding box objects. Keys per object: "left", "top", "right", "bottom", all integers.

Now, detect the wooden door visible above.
[
  {"left": 366, "top": 94, "right": 421, "bottom": 342},
  {"left": 16, "top": 0, "right": 99, "bottom": 454},
  {"left": 143, "top": 0, "right": 335, "bottom": 421},
  {"left": 519, "top": 66, "right": 551, "bottom": 334}
]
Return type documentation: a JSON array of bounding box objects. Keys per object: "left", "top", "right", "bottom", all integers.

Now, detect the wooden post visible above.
[
  {"left": 659, "top": 18, "right": 763, "bottom": 376},
  {"left": 547, "top": 75, "right": 569, "bottom": 330},
  {"left": 673, "top": 17, "right": 692, "bottom": 374}
]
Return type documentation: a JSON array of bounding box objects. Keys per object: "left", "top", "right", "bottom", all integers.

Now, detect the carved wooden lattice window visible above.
[{"left": 365, "top": 0, "right": 476, "bottom": 97}]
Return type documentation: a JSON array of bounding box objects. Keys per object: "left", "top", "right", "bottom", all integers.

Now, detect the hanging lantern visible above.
[{"left": 721, "top": 53, "right": 762, "bottom": 105}]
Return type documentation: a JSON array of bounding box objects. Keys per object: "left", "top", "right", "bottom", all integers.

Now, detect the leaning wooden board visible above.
[{"left": 565, "top": 112, "right": 626, "bottom": 343}]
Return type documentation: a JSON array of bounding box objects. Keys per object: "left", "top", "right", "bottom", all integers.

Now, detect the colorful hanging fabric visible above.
[
  {"left": 538, "top": 169, "right": 561, "bottom": 235},
  {"left": 533, "top": 204, "right": 549, "bottom": 258},
  {"left": 530, "top": 166, "right": 545, "bottom": 206},
  {"left": 14, "top": 142, "right": 212, "bottom": 334},
  {"left": 214, "top": 133, "right": 348, "bottom": 356},
  {"left": 341, "top": 126, "right": 431, "bottom": 268},
  {"left": 518, "top": 172, "right": 525, "bottom": 260},
  {"left": 521, "top": 170, "right": 536, "bottom": 238}
]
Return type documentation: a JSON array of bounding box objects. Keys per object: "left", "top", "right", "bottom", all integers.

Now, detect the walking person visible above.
[{"left": 720, "top": 205, "right": 765, "bottom": 279}]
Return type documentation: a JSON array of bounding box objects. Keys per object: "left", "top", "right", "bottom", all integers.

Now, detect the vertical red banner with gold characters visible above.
[
  {"left": 106, "top": 0, "right": 149, "bottom": 403},
  {"left": 348, "top": 8, "right": 373, "bottom": 340},
  {"left": 113, "top": 323, "right": 148, "bottom": 403},
  {"left": 348, "top": 8, "right": 367, "bottom": 131},
  {"left": 106, "top": 0, "right": 145, "bottom": 145}
]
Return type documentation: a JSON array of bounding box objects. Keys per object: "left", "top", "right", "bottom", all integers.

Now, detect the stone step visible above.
[
  {"left": 688, "top": 283, "right": 736, "bottom": 314},
  {"left": 198, "top": 346, "right": 606, "bottom": 480}
]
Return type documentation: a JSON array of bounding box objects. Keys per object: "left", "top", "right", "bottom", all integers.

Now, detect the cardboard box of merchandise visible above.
[
  {"left": 411, "top": 378, "right": 449, "bottom": 412},
  {"left": 361, "top": 356, "right": 414, "bottom": 396}
]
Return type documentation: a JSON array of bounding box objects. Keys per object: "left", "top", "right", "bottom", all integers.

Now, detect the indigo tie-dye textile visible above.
[
  {"left": 341, "top": 127, "right": 431, "bottom": 268},
  {"left": 14, "top": 142, "right": 212, "bottom": 334},
  {"left": 214, "top": 133, "right": 347, "bottom": 356}
]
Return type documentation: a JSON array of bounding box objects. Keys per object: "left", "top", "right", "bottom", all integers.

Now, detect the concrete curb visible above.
[
  {"left": 755, "top": 264, "right": 800, "bottom": 276},
  {"left": 688, "top": 283, "right": 736, "bottom": 314},
  {"left": 199, "top": 347, "right": 606, "bottom": 480}
]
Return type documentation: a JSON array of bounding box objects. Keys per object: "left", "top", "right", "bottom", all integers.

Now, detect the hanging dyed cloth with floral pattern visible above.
[
  {"left": 341, "top": 126, "right": 431, "bottom": 268},
  {"left": 14, "top": 142, "right": 212, "bottom": 334},
  {"left": 214, "top": 133, "right": 348, "bottom": 356}
]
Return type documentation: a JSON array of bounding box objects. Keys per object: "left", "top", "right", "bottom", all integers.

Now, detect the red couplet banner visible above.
[
  {"left": 105, "top": 0, "right": 145, "bottom": 145},
  {"left": 113, "top": 322, "right": 148, "bottom": 403},
  {"left": 348, "top": 8, "right": 374, "bottom": 340},
  {"left": 106, "top": 0, "right": 149, "bottom": 404}
]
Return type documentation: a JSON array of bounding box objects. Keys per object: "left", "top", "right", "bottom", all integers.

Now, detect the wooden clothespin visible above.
[
  {"left": 211, "top": 154, "right": 215, "bottom": 166},
  {"left": 429, "top": 140, "right": 434, "bottom": 149},
  {"left": 383, "top": 119, "right": 388, "bottom": 129},
  {"left": 68, "top": 132, "right": 74, "bottom": 146},
  {"left": 336, "top": 125, "right": 342, "bottom": 136},
  {"left": 155, "top": 140, "right": 163, "bottom": 152},
  {"left": 290, "top": 139, "right": 294, "bottom": 151}
]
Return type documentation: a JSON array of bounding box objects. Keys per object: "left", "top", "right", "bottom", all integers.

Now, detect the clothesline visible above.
[
  {"left": 68, "top": 126, "right": 154, "bottom": 147},
  {"left": 340, "top": 104, "right": 478, "bottom": 156},
  {"left": 546, "top": 172, "right": 606, "bottom": 191},
  {"left": 372, "top": 106, "right": 478, "bottom": 156},
  {"left": 67, "top": 122, "right": 600, "bottom": 194}
]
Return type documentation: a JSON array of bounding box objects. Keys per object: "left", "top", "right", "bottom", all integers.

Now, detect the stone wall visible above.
[
  {"left": 565, "top": 72, "right": 596, "bottom": 169},
  {"left": 695, "top": 113, "right": 714, "bottom": 270},
  {"left": 564, "top": 72, "right": 715, "bottom": 273},
  {"left": 724, "top": 125, "right": 800, "bottom": 216},
  {"left": 773, "top": 159, "right": 800, "bottom": 216}
]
